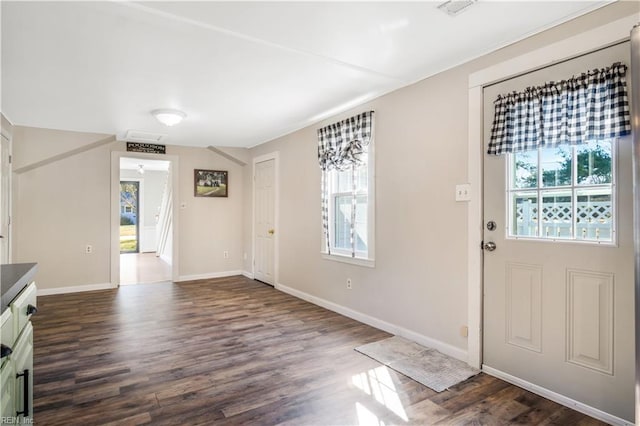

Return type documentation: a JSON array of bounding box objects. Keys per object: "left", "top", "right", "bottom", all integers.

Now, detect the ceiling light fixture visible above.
[
  {"left": 152, "top": 109, "right": 186, "bottom": 126},
  {"left": 138, "top": 164, "right": 145, "bottom": 174}
]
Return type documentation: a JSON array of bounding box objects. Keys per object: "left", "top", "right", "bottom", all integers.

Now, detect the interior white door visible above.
[
  {"left": 254, "top": 158, "right": 275, "bottom": 285},
  {"left": 482, "top": 42, "right": 634, "bottom": 422}
]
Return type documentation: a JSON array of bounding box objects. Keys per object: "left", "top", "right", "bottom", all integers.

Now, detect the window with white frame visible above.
[
  {"left": 327, "top": 147, "right": 370, "bottom": 257},
  {"left": 508, "top": 139, "right": 615, "bottom": 243},
  {"left": 318, "top": 111, "right": 375, "bottom": 263}
]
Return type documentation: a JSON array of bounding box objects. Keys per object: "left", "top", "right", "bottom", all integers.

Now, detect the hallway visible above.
[{"left": 120, "top": 252, "right": 171, "bottom": 285}]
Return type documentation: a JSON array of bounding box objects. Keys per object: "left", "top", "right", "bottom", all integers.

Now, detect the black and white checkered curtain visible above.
[
  {"left": 488, "top": 62, "right": 630, "bottom": 155},
  {"left": 317, "top": 111, "right": 374, "bottom": 255}
]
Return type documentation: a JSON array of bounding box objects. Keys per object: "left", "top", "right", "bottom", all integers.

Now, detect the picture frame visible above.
[{"left": 194, "top": 169, "right": 228, "bottom": 197}]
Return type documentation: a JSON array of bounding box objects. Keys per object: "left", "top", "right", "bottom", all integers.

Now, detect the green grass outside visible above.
[
  {"left": 120, "top": 225, "right": 137, "bottom": 252},
  {"left": 120, "top": 225, "right": 136, "bottom": 236},
  {"left": 120, "top": 240, "right": 137, "bottom": 252}
]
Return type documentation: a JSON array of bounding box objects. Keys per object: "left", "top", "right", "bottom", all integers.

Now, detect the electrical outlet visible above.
[
  {"left": 346, "top": 278, "right": 352, "bottom": 289},
  {"left": 455, "top": 184, "right": 471, "bottom": 202},
  {"left": 223, "top": 251, "right": 229, "bottom": 259},
  {"left": 85, "top": 244, "right": 93, "bottom": 254}
]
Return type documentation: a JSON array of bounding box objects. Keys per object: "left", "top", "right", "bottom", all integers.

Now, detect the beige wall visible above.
[
  {"left": 168, "top": 145, "right": 244, "bottom": 279},
  {"left": 12, "top": 126, "right": 112, "bottom": 172},
  {"left": 13, "top": 134, "right": 114, "bottom": 288},
  {"left": 242, "top": 1, "right": 640, "bottom": 359},
  {"left": 12, "top": 129, "right": 245, "bottom": 290}
]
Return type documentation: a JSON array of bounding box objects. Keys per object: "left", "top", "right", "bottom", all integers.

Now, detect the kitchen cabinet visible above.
[
  {"left": 0, "top": 264, "right": 37, "bottom": 425},
  {"left": 1, "top": 310, "right": 15, "bottom": 424}
]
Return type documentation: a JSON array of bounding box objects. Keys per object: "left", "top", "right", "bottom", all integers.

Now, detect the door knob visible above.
[
  {"left": 268, "top": 229, "right": 275, "bottom": 235},
  {"left": 483, "top": 241, "right": 497, "bottom": 251}
]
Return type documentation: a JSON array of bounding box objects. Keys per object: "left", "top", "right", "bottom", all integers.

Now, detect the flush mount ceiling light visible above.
[
  {"left": 437, "top": 0, "right": 477, "bottom": 16},
  {"left": 151, "top": 109, "right": 186, "bottom": 127}
]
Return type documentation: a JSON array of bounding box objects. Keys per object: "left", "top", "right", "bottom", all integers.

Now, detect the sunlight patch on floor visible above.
[
  {"left": 352, "top": 365, "right": 408, "bottom": 424},
  {"left": 356, "top": 402, "right": 387, "bottom": 426}
]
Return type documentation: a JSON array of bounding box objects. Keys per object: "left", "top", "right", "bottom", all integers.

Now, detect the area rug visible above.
[{"left": 355, "top": 336, "right": 479, "bottom": 392}]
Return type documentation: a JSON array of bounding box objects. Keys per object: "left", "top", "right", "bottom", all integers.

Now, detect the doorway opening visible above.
[
  {"left": 119, "top": 180, "right": 140, "bottom": 253},
  {"left": 467, "top": 16, "right": 637, "bottom": 424},
  {"left": 119, "top": 157, "right": 172, "bottom": 285},
  {"left": 481, "top": 42, "right": 632, "bottom": 421}
]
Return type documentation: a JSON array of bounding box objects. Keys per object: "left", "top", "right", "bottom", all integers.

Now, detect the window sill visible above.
[
  {"left": 321, "top": 252, "right": 375, "bottom": 268},
  {"left": 507, "top": 235, "right": 617, "bottom": 247}
]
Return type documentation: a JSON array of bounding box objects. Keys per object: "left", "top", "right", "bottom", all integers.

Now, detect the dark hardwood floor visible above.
[{"left": 32, "top": 276, "right": 604, "bottom": 425}]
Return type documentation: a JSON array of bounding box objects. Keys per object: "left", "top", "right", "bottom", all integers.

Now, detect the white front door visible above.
[
  {"left": 482, "top": 42, "right": 634, "bottom": 422},
  {"left": 254, "top": 158, "right": 276, "bottom": 285}
]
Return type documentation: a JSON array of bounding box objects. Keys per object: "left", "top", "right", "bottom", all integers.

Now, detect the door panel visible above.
[
  {"left": 482, "top": 42, "right": 634, "bottom": 421},
  {"left": 254, "top": 159, "right": 275, "bottom": 285}
]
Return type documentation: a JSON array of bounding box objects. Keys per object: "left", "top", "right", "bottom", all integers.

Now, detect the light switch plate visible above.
[{"left": 456, "top": 184, "right": 471, "bottom": 202}]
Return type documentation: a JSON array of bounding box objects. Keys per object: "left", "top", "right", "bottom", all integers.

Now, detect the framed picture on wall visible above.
[{"left": 194, "top": 169, "right": 228, "bottom": 197}]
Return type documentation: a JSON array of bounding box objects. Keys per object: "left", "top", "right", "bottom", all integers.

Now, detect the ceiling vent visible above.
[
  {"left": 124, "top": 130, "right": 167, "bottom": 143},
  {"left": 437, "top": 0, "right": 477, "bottom": 16}
]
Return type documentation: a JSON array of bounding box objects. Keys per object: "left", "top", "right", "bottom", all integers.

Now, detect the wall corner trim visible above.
[
  {"left": 276, "top": 282, "right": 468, "bottom": 363},
  {"left": 482, "top": 366, "right": 633, "bottom": 426},
  {"left": 242, "top": 271, "right": 255, "bottom": 279},
  {"left": 207, "top": 146, "right": 247, "bottom": 167},
  {"left": 37, "top": 282, "right": 116, "bottom": 296},
  {"left": 14, "top": 135, "right": 116, "bottom": 174}
]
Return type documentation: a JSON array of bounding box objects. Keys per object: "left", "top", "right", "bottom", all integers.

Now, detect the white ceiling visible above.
[{"left": 1, "top": 1, "right": 611, "bottom": 148}]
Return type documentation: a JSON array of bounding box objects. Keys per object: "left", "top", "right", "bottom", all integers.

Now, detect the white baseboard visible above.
[
  {"left": 482, "top": 365, "right": 633, "bottom": 426},
  {"left": 242, "top": 271, "right": 254, "bottom": 279},
  {"left": 275, "top": 282, "right": 468, "bottom": 363},
  {"left": 38, "top": 282, "right": 116, "bottom": 296},
  {"left": 177, "top": 270, "right": 243, "bottom": 282},
  {"left": 160, "top": 253, "right": 172, "bottom": 266}
]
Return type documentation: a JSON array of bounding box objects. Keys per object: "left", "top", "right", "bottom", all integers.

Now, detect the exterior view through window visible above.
[
  {"left": 329, "top": 146, "right": 369, "bottom": 256},
  {"left": 508, "top": 139, "right": 614, "bottom": 243}
]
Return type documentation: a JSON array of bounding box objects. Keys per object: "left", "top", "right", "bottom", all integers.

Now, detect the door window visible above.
[{"left": 507, "top": 139, "right": 615, "bottom": 243}]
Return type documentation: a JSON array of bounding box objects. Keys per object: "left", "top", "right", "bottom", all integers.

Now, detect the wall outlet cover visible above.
[{"left": 455, "top": 184, "right": 471, "bottom": 202}]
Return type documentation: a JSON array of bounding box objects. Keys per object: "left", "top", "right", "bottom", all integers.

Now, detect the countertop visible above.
[{"left": 1, "top": 263, "right": 37, "bottom": 314}]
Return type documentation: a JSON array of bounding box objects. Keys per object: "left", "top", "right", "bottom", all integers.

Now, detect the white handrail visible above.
[{"left": 155, "top": 173, "right": 172, "bottom": 257}]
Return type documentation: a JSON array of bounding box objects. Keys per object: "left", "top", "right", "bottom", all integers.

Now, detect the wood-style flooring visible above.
[{"left": 32, "top": 276, "right": 605, "bottom": 425}]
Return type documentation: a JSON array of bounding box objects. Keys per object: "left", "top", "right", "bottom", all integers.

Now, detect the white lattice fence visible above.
[{"left": 515, "top": 201, "right": 612, "bottom": 240}]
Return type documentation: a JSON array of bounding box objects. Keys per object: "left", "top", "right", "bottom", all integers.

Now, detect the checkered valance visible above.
[
  {"left": 488, "top": 62, "right": 630, "bottom": 155},
  {"left": 317, "top": 111, "right": 374, "bottom": 171}
]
